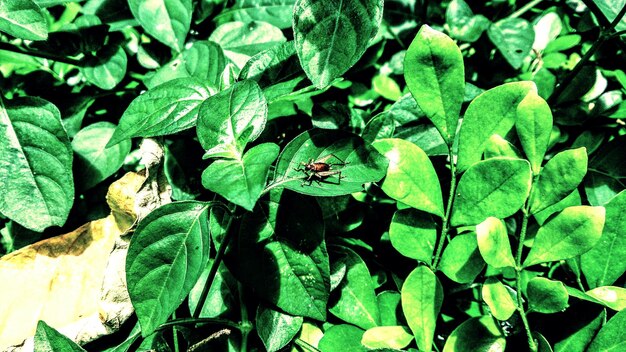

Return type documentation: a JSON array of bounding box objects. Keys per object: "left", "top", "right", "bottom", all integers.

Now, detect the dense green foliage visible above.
[{"left": 2, "top": 0, "right": 626, "bottom": 351}]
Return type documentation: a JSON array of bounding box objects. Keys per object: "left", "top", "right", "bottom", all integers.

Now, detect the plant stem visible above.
[
  {"left": 238, "top": 282, "right": 252, "bottom": 352},
  {"left": 509, "top": 0, "right": 544, "bottom": 19},
  {"left": 549, "top": 1, "right": 626, "bottom": 105},
  {"left": 515, "top": 199, "right": 537, "bottom": 352},
  {"left": 172, "top": 311, "right": 180, "bottom": 352},
  {"left": 192, "top": 205, "right": 237, "bottom": 319},
  {"left": 294, "top": 338, "right": 321, "bottom": 352},
  {"left": 156, "top": 317, "right": 244, "bottom": 331},
  {"left": 0, "top": 41, "right": 83, "bottom": 66},
  {"left": 432, "top": 148, "right": 457, "bottom": 270}
]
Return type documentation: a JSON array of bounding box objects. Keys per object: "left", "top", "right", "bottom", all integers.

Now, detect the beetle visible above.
[{"left": 294, "top": 154, "right": 349, "bottom": 186}]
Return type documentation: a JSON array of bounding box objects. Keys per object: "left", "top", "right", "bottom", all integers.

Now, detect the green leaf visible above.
[
  {"left": 523, "top": 206, "right": 605, "bottom": 268},
  {"left": 34, "top": 321, "right": 85, "bottom": 351},
  {"left": 128, "top": 0, "right": 191, "bottom": 51},
  {"left": 318, "top": 325, "right": 367, "bottom": 352},
  {"left": 182, "top": 41, "right": 226, "bottom": 87},
  {"left": 238, "top": 189, "right": 329, "bottom": 320},
  {"left": 401, "top": 265, "right": 443, "bottom": 352},
  {"left": 0, "top": 96, "right": 74, "bottom": 232},
  {"left": 442, "top": 315, "right": 506, "bottom": 352},
  {"left": 515, "top": 91, "right": 552, "bottom": 174},
  {"left": 210, "top": 20, "right": 286, "bottom": 69},
  {"left": 586, "top": 286, "right": 626, "bottom": 311},
  {"left": 72, "top": 122, "right": 131, "bottom": 190},
  {"left": 256, "top": 304, "right": 303, "bottom": 352},
  {"left": 215, "top": 0, "right": 296, "bottom": 29},
  {"left": 329, "top": 246, "right": 381, "bottom": 329},
  {"left": 587, "top": 309, "right": 626, "bottom": 352},
  {"left": 82, "top": 45, "right": 127, "bottom": 90},
  {"left": 487, "top": 18, "right": 534, "bottom": 69},
  {"left": 530, "top": 148, "right": 588, "bottom": 214},
  {"left": 439, "top": 232, "right": 485, "bottom": 284},
  {"left": 201, "top": 143, "right": 279, "bottom": 211},
  {"left": 107, "top": 77, "right": 215, "bottom": 147},
  {"left": 457, "top": 81, "right": 536, "bottom": 171},
  {"left": 377, "top": 291, "right": 403, "bottom": 326},
  {"left": 482, "top": 278, "right": 516, "bottom": 320},
  {"left": 476, "top": 217, "right": 516, "bottom": 268},
  {"left": 594, "top": 0, "right": 626, "bottom": 32},
  {"left": 372, "top": 138, "right": 444, "bottom": 217},
  {"left": 293, "top": 0, "right": 383, "bottom": 88},
  {"left": 527, "top": 277, "right": 569, "bottom": 313},
  {"left": 582, "top": 191, "right": 626, "bottom": 288},
  {"left": 0, "top": 0, "right": 48, "bottom": 40},
  {"left": 126, "top": 201, "right": 210, "bottom": 336},
  {"left": 271, "top": 129, "right": 388, "bottom": 196},
  {"left": 445, "top": 0, "right": 490, "bottom": 42},
  {"left": 554, "top": 308, "right": 605, "bottom": 352},
  {"left": 373, "top": 75, "right": 402, "bottom": 101},
  {"left": 188, "top": 261, "right": 236, "bottom": 318},
  {"left": 362, "top": 326, "right": 413, "bottom": 350},
  {"left": 197, "top": 80, "right": 267, "bottom": 159},
  {"left": 483, "top": 134, "right": 523, "bottom": 160},
  {"left": 404, "top": 25, "right": 464, "bottom": 143},
  {"left": 451, "top": 157, "right": 532, "bottom": 226},
  {"left": 389, "top": 209, "right": 437, "bottom": 263}
]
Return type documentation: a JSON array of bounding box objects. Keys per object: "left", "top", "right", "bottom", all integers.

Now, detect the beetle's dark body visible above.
[{"left": 294, "top": 154, "right": 348, "bottom": 186}]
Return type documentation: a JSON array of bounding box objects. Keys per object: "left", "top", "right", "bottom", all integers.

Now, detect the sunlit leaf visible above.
[
  {"left": 34, "top": 321, "right": 85, "bottom": 352},
  {"left": 476, "top": 217, "right": 515, "bottom": 268},
  {"left": 0, "top": 0, "right": 47, "bottom": 40},
  {"left": 389, "top": 209, "right": 437, "bottom": 263},
  {"left": 402, "top": 266, "right": 443, "bottom": 352},
  {"left": 527, "top": 277, "right": 569, "bottom": 313},
  {"left": 256, "top": 304, "right": 303, "bottom": 352},
  {"left": 128, "top": 0, "right": 191, "bottom": 51},
  {"left": 439, "top": 232, "right": 485, "bottom": 284},
  {"left": 443, "top": 315, "right": 506, "bottom": 352},
  {"left": 482, "top": 278, "right": 516, "bottom": 321}
]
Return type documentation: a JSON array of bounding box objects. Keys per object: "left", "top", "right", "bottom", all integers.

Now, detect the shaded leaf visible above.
[
  {"left": 377, "top": 291, "right": 403, "bottom": 326},
  {"left": 554, "top": 308, "right": 605, "bottom": 352},
  {"left": 389, "top": 209, "right": 437, "bottom": 263},
  {"left": 372, "top": 138, "right": 444, "bottom": 217},
  {"left": 445, "top": 0, "right": 490, "bottom": 42},
  {"left": 527, "top": 277, "right": 569, "bottom": 313},
  {"left": 82, "top": 45, "right": 127, "bottom": 90},
  {"left": 587, "top": 309, "right": 626, "bottom": 352},
  {"left": 293, "top": 0, "right": 383, "bottom": 88},
  {"left": 404, "top": 25, "right": 464, "bottom": 143},
  {"left": 523, "top": 206, "right": 605, "bottom": 268},
  {"left": 439, "top": 232, "right": 485, "bottom": 284},
  {"left": 487, "top": 18, "right": 534, "bottom": 69},
  {"left": 443, "top": 315, "right": 506, "bottom": 352}
]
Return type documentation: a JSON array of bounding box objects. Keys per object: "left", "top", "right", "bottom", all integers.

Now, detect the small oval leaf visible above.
[
  {"left": 128, "top": 0, "right": 191, "bottom": 51},
  {"left": 443, "top": 315, "right": 506, "bottom": 352},
  {"left": 482, "top": 278, "right": 517, "bottom": 321},
  {"left": 476, "top": 217, "right": 516, "bottom": 268},
  {"left": 527, "top": 277, "right": 569, "bottom": 313},
  {"left": 256, "top": 305, "right": 303, "bottom": 352},
  {"left": 389, "top": 209, "right": 437, "bottom": 263}
]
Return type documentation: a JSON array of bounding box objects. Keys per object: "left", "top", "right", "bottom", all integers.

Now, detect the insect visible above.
[{"left": 294, "top": 154, "right": 349, "bottom": 186}]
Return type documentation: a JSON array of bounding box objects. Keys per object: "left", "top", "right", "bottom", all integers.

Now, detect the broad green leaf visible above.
[
  {"left": 294, "top": 321, "right": 324, "bottom": 350},
  {"left": 445, "top": 0, "right": 490, "bottom": 42},
  {"left": 183, "top": 41, "right": 226, "bottom": 87},
  {"left": 0, "top": 0, "right": 48, "bottom": 40},
  {"left": 401, "top": 266, "right": 443, "bottom": 352},
  {"left": 482, "top": 278, "right": 516, "bottom": 320},
  {"left": 377, "top": 291, "right": 403, "bottom": 326},
  {"left": 256, "top": 305, "right": 303, "bottom": 352},
  {"left": 329, "top": 246, "right": 381, "bottom": 329},
  {"left": 373, "top": 75, "right": 402, "bottom": 101},
  {"left": 476, "top": 217, "right": 516, "bottom": 268},
  {"left": 483, "top": 134, "right": 523, "bottom": 160},
  {"left": 554, "top": 308, "right": 605, "bottom": 352},
  {"left": 0, "top": 96, "right": 74, "bottom": 232},
  {"left": 487, "top": 18, "right": 534, "bottom": 69},
  {"left": 533, "top": 12, "right": 563, "bottom": 51},
  {"left": 318, "top": 325, "right": 367, "bottom": 352},
  {"left": 372, "top": 139, "right": 444, "bottom": 217},
  {"left": 107, "top": 78, "right": 215, "bottom": 147},
  {"left": 215, "top": 0, "right": 296, "bottom": 29},
  {"left": 34, "top": 321, "right": 85, "bottom": 352},
  {"left": 82, "top": 45, "right": 127, "bottom": 90},
  {"left": 586, "top": 286, "right": 626, "bottom": 311},
  {"left": 197, "top": 80, "right": 267, "bottom": 159},
  {"left": 72, "top": 122, "right": 131, "bottom": 190},
  {"left": 210, "top": 20, "right": 286, "bottom": 69},
  {"left": 457, "top": 81, "right": 536, "bottom": 171},
  {"left": 128, "top": 0, "right": 191, "bottom": 51},
  {"left": 362, "top": 326, "right": 413, "bottom": 349},
  {"left": 404, "top": 25, "right": 464, "bottom": 143},
  {"left": 239, "top": 41, "right": 305, "bottom": 102},
  {"left": 515, "top": 91, "right": 552, "bottom": 174},
  {"left": 439, "top": 232, "right": 485, "bottom": 284},
  {"left": 271, "top": 129, "right": 388, "bottom": 196},
  {"left": 594, "top": 0, "right": 626, "bottom": 32},
  {"left": 188, "top": 261, "right": 236, "bottom": 318},
  {"left": 587, "top": 309, "right": 626, "bottom": 352},
  {"left": 534, "top": 190, "right": 582, "bottom": 225},
  {"left": 126, "top": 201, "right": 210, "bottom": 336},
  {"left": 443, "top": 315, "right": 506, "bottom": 352},
  {"left": 201, "top": 143, "right": 279, "bottom": 211},
  {"left": 238, "top": 189, "right": 329, "bottom": 320},
  {"left": 293, "top": 0, "right": 383, "bottom": 88},
  {"left": 389, "top": 209, "right": 437, "bottom": 263},
  {"left": 581, "top": 190, "right": 626, "bottom": 288},
  {"left": 530, "top": 148, "right": 588, "bottom": 214},
  {"left": 523, "top": 206, "right": 605, "bottom": 268},
  {"left": 527, "top": 277, "right": 569, "bottom": 313},
  {"left": 451, "top": 157, "right": 532, "bottom": 226},
  {"left": 584, "top": 171, "right": 622, "bottom": 206},
  {"left": 535, "top": 332, "right": 554, "bottom": 352}
]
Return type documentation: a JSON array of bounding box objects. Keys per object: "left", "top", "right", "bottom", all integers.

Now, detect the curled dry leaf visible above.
[{"left": 0, "top": 139, "right": 171, "bottom": 351}]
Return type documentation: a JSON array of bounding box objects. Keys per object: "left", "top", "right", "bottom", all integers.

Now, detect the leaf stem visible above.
[
  {"left": 156, "top": 317, "right": 244, "bottom": 331},
  {"left": 238, "top": 282, "right": 252, "bottom": 352},
  {"left": 433, "top": 149, "right": 457, "bottom": 270},
  {"left": 192, "top": 205, "right": 238, "bottom": 319},
  {"left": 548, "top": 1, "right": 626, "bottom": 105},
  {"left": 0, "top": 41, "right": 83, "bottom": 66},
  {"left": 515, "top": 195, "right": 537, "bottom": 352},
  {"left": 509, "top": 0, "right": 544, "bottom": 19},
  {"left": 294, "top": 338, "right": 321, "bottom": 352}
]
